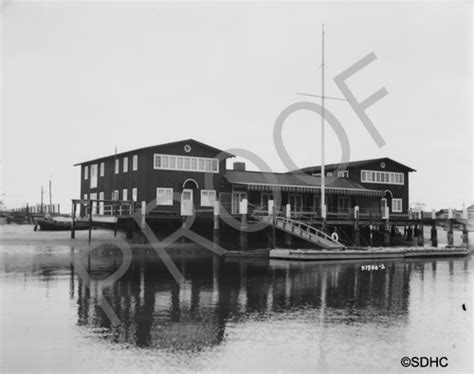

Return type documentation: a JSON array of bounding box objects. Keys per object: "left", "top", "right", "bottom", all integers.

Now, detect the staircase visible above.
[{"left": 257, "top": 215, "right": 345, "bottom": 250}]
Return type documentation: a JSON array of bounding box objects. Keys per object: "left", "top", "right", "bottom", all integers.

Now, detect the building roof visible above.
[
  {"left": 224, "top": 170, "right": 384, "bottom": 196},
  {"left": 74, "top": 139, "right": 235, "bottom": 166},
  {"left": 297, "top": 157, "right": 416, "bottom": 174}
]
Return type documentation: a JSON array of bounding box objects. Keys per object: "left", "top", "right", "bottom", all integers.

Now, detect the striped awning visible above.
[{"left": 232, "top": 182, "right": 384, "bottom": 197}]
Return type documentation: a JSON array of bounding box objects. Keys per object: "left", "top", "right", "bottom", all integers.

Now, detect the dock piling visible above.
[
  {"left": 407, "top": 225, "right": 413, "bottom": 241},
  {"left": 431, "top": 223, "right": 438, "bottom": 247},
  {"left": 462, "top": 223, "right": 469, "bottom": 247},
  {"left": 417, "top": 212, "right": 424, "bottom": 247},
  {"left": 285, "top": 204, "right": 292, "bottom": 248},
  {"left": 240, "top": 199, "right": 248, "bottom": 251},
  {"left": 88, "top": 200, "right": 92, "bottom": 244},
  {"left": 71, "top": 202, "right": 76, "bottom": 239},
  {"left": 213, "top": 202, "right": 220, "bottom": 247},
  {"left": 140, "top": 201, "right": 146, "bottom": 230},
  {"left": 447, "top": 219, "right": 454, "bottom": 247},
  {"left": 369, "top": 213, "right": 373, "bottom": 247}
]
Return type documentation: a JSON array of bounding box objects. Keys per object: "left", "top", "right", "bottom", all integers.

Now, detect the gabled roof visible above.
[
  {"left": 74, "top": 139, "right": 235, "bottom": 166},
  {"left": 297, "top": 157, "right": 416, "bottom": 174},
  {"left": 224, "top": 170, "right": 384, "bottom": 196}
]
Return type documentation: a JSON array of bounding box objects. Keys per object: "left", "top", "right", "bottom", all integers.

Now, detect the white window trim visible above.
[
  {"left": 132, "top": 155, "right": 138, "bottom": 171},
  {"left": 156, "top": 188, "right": 173, "bottom": 206},
  {"left": 132, "top": 188, "right": 138, "bottom": 202},
  {"left": 100, "top": 162, "right": 105, "bottom": 177},
  {"left": 123, "top": 189, "right": 128, "bottom": 201},
  {"left": 154, "top": 154, "right": 219, "bottom": 173},
  {"left": 115, "top": 159, "right": 119, "bottom": 174},
  {"left": 361, "top": 170, "right": 404, "bottom": 185},
  {"left": 392, "top": 198, "right": 403, "bottom": 212},
  {"left": 337, "top": 170, "right": 349, "bottom": 178},
  {"left": 90, "top": 164, "right": 98, "bottom": 189},
  {"left": 200, "top": 189, "right": 216, "bottom": 207},
  {"left": 84, "top": 166, "right": 88, "bottom": 180},
  {"left": 123, "top": 157, "right": 128, "bottom": 173}
]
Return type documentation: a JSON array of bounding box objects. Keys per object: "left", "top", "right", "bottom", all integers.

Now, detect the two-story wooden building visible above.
[
  {"left": 75, "top": 139, "right": 234, "bottom": 217},
  {"left": 298, "top": 158, "right": 416, "bottom": 217},
  {"left": 75, "top": 140, "right": 415, "bottom": 221}
]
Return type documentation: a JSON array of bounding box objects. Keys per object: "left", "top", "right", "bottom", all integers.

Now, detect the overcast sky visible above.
[{"left": 1, "top": 1, "right": 472, "bottom": 212}]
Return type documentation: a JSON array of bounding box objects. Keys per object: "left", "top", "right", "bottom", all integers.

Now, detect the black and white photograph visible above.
[{"left": 1, "top": 1, "right": 473, "bottom": 372}]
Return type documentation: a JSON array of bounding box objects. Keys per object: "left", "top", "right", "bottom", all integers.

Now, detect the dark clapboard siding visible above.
[{"left": 77, "top": 139, "right": 233, "bottom": 214}]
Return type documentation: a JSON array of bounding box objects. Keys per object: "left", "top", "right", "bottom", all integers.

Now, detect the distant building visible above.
[
  {"left": 467, "top": 205, "right": 474, "bottom": 231},
  {"left": 437, "top": 209, "right": 464, "bottom": 220}
]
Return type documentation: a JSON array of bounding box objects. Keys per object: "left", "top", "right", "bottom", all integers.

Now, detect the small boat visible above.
[{"left": 34, "top": 215, "right": 89, "bottom": 231}]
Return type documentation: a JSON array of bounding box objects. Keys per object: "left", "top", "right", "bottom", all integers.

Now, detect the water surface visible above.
[{"left": 0, "top": 237, "right": 472, "bottom": 372}]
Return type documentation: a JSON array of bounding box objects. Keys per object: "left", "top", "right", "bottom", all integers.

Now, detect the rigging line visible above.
[{"left": 296, "top": 91, "right": 348, "bottom": 102}]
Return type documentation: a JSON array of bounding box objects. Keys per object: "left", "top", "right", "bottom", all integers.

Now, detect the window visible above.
[
  {"left": 212, "top": 159, "right": 218, "bottom": 172},
  {"left": 156, "top": 188, "right": 173, "bottom": 206},
  {"left": 115, "top": 159, "right": 119, "bottom": 174},
  {"left": 154, "top": 154, "right": 220, "bottom": 173},
  {"left": 360, "top": 170, "right": 404, "bottom": 185},
  {"left": 201, "top": 190, "right": 216, "bottom": 207},
  {"left": 337, "top": 170, "right": 349, "bottom": 178},
  {"left": 112, "top": 190, "right": 119, "bottom": 200},
  {"left": 327, "top": 172, "right": 333, "bottom": 177},
  {"left": 90, "top": 164, "right": 98, "bottom": 189},
  {"left": 132, "top": 155, "right": 138, "bottom": 171},
  {"left": 123, "top": 157, "right": 128, "bottom": 172},
  {"left": 123, "top": 189, "right": 128, "bottom": 201},
  {"left": 83, "top": 193, "right": 88, "bottom": 200},
  {"left": 132, "top": 188, "right": 137, "bottom": 202},
  {"left": 100, "top": 162, "right": 105, "bottom": 177},
  {"left": 84, "top": 166, "right": 88, "bottom": 180},
  {"left": 289, "top": 194, "right": 303, "bottom": 212},
  {"left": 392, "top": 199, "right": 403, "bottom": 212}
]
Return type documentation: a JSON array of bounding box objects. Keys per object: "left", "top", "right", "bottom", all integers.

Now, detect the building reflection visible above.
[{"left": 72, "top": 251, "right": 417, "bottom": 351}]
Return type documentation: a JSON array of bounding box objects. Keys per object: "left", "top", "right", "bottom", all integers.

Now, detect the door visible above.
[
  {"left": 90, "top": 193, "right": 97, "bottom": 215},
  {"left": 289, "top": 194, "right": 303, "bottom": 213},
  {"left": 380, "top": 198, "right": 387, "bottom": 218},
  {"left": 232, "top": 192, "right": 247, "bottom": 214},
  {"left": 337, "top": 196, "right": 350, "bottom": 213},
  {"left": 261, "top": 193, "right": 273, "bottom": 210},
  {"left": 99, "top": 192, "right": 104, "bottom": 215},
  {"left": 181, "top": 189, "right": 193, "bottom": 216}
]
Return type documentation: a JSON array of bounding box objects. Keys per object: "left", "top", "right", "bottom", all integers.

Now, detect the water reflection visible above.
[
  {"left": 67, "top": 251, "right": 419, "bottom": 351},
  {"left": 1, "top": 245, "right": 472, "bottom": 372}
]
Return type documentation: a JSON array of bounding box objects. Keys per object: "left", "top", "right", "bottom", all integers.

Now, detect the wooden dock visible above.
[{"left": 268, "top": 246, "right": 470, "bottom": 261}]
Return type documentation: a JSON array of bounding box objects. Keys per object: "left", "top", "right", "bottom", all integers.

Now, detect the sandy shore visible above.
[
  {"left": 0, "top": 223, "right": 126, "bottom": 247},
  {"left": 0, "top": 224, "right": 214, "bottom": 254}
]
